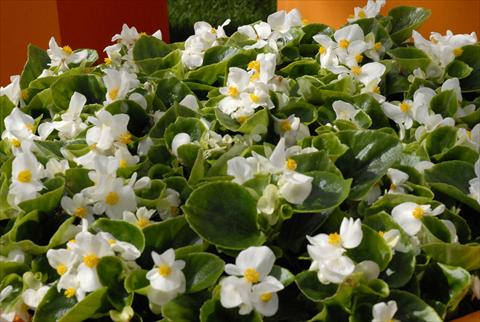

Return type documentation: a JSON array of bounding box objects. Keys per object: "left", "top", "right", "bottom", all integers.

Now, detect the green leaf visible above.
[
  {"left": 51, "top": 74, "right": 106, "bottom": 110},
  {"left": 335, "top": 130, "right": 402, "bottom": 200},
  {"left": 20, "top": 44, "right": 51, "bottom": 89},
  {"left": 162, "top": 291, "right": 210, "bottom": 322},
  {"left": 57, "top": 287, "right": 108, "bottom": 322},
  {"left": 92, "top": 218, "right": 145, "bottom": 252},
  {"left": 278, "top": 59, "right": 320, "bottom": 79},
  {"left": 422, "top": 242, "right": 480, "bottom": 271},
  {"left": 346, "top": 225, "right": 393, "bottom": 270},
  {"left": 296, "top": 270, "right": 337, "bottom": 301},
  {"left": 270, "top": 265, "right": 295, "bottom": 287},
  {"left": 133, "top": 35, "right": 171, "bottom": 60},
  {"left": 388, "top": 290, "right": 442, "bottom": 322},
  {"left": 294, "top": 171, "right": 351, "bottom": 213},
  {"left": 124, "top": 269, "right": 149, "bottom": 294},
  {"left": 97, "top": 256, "right": 124, "bottom": 288},
  {"left": 183, "top": 181, "right": 266, "bottom": 250},
  {"left": 425, "top": 126, "right": 457, "bottom": 156},
  {"left": 430, "top": 90, "right": 458, "bottom": 118},
  {"left": 179, "top": 252, "right": 224, "bottom": 293},
  {"left": 446, "top": 60, "right": 473, "bottom": 79},
  {"left": 105, "top": 99, "right": 150, "bottom": 137},
  {"left": 387, "top": 47, "right": 432, "bottom": 72},
  {"left": 65, "top": 168, "right": 94, "bottom": 194},
  {"left": 456, "top": 45, "right": 480, "bottom": 92},
  {"left": 0, "top": 95, "right": 15, "bottom": 134},
  {"left": 215, "top": 108, "right": 269, "bottom": 135},
  {"left": 18, "top": 177, "right": 65, "bottom": 214},
  {"left": 200, "top": 298, "right": 262, "bottom": 322},
  {"left": 154, "top": 76, "right": 194, "bottom": 108},
  {"left": 388, "top": 6, "right": 431, "bottom": 44}
]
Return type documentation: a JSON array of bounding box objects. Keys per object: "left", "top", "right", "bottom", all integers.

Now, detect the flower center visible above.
[
  {"left": 351, "top": 66, "right": 362, "bottom": 76},
  {"left": 453, "top": 47, "right": 463, "bottom": 57},
  {"left": 83, "top": 253, "right": 99, "bottom": 268},
  {"left": 227, "top": 86, "right": 239, "bottom": 97},
  {"left": 17, "top": 170, "right": 32, "bottom": 183},
  {"left": 399, "top": 101, "right": 411, "bottom": 113},
  {"left": 466, "top": 130, "right": 472, "bottom": 139},
  {"left": 63, "top": 45, "right": 73, "bottom": 55},
  {"left": 373, "top": 86, "right": 381, "bottom": 94},
  {"left": 158, "top": 264, "right": 171, "bottom": 277},
  {"left": 328, "top": 232, "right": 342, "bottom": 246},
  {"left": 74, "top": 207, "right": 87, "bottom": 218},
  {"left": 286, "top": 158, "right": 297, "bottom": 171},
  {"left": 119, "top": 132, "right": 133, "bottom": 145},
  {"left": 318, "top": 46, "right": 326, "bottom": 55},
  {"left": 137, "top": 217, "right": 150, "bottom": 228},
  {"left": 355, "top": 54, "right": 364, "bottom": 63},
  {"left": 21, "top": 89, "right": 28, "bottom": 100},
  {"left": 339, "top": 39, "right": 350, "bottom": 49},
  {"left": 250, "top": 72, "right": 260, "bottom": 81},
  {"left": 247, "top": 60, "right": 260, "bottom": 73},
  {"left": 119, "top": 159, "right": 128, "bottom": 168},
  {"left": 104, "top": 57, "right": 112, "bottom": 65},
  {"left": 64, "top": 288, "right": 76, "bottom": 298},
  {"left": 358, "top": 9, "right": 366, "bottom": 19},
  {"left": 280, "top": 120, "right": 292, "bottom": 132},
  {"left": 244, "top": 267, "right": 260, "bottom": 283},
  {"left": 210, "top": 27, "right": 217, "bottom": 34},
  {"left": 108, "top": 87, "right": 119, "bottom": 101},
  {"left": 25, "top": 123, "right": 34, "bottom": 132},
  {"left": 11, "top": 138, "right": 21, "bottom": 148},
  {"left": 378, "top": 231, "right": 385, "bottom": 238},
  {"left": 412, "top": 206, "right": 425, "bottom": 219},
  {"left": 108, "top": 239, "right": 117, "bottom": 245},
  {"left": 249, "top": 93, "right": 260, "bottom": 103},
  {"left": 171, "top": 206, "right": 180, "bottom": 216},
  {"left": 374, "top": 42, "right": 382, "bottom": 51},
  {"left": 237, "top": 115, "right": 249, "bottom": 123},
  {"left": 389, "top": 183, "right": 397, "bottom": 191},
  {"left": 260, "top": 292, "right": 273, "bottom": 302},
  {"left": 105, "top": 192, "right": 120, "bottom": 205},
  {"left": 56, "top": 264, "right": 67, "bottom": 275}
]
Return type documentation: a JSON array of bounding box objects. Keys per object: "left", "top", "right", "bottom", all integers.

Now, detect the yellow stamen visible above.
[
  {"left": 373, "top": 86, "right": 381, "bottom": 94},
  {"left": 390, "top": 183, "right": 397, "bottom": 191},
  {"left": 374, "top": 42, "right": 382, "bottom": 51},
  {"left": 62, "top": 45, "right": 73, "bottom": 55},
  {"left": 104, "top": 57, "right": 112, "bottom": 65},
  {"left": 108, "top": 239, "right": 117, "bottom": 245},
  {"left": 237, "top": 115, "right": 249, "bottom": 123},
  {"left": 286, "top": 158, "right": 297, "bottom": 170},
  {"left": 73, "top": 207, "right": 87, "bottom": 218},
  {"left": 328, "top": 232, "right": 342, "bottom": 246},
  {"left": 64, "top": 288, "right": 76, "bottom": 298},
  {"left": 210, "top": 27, "right": 217, "bottom": 34},
  {"left": 280, "top": 120, "right": 291, "bottom": 132},
  {"left": 83, "top": 253, "right": 99, "bottom": 268},
  {"left": 137, "top": 217, "right": 150, "bottom": 228},
  {"left": 319, "top": 46, "right": 326, "bottom": 55},
  {"left": 25, "top": 123, "right": 34, "bottom": 132},
  {"left": 105, "top": 192, "right": 119, "bottom": 205},
  {"left": 119, "top": 132, "right": 133, "bottom": 145},
  {"left": 378, "top": 231, "right": 385, "bottom": 238},
  {"left": 249, "top": 93, "right": 260, "bottom": 103},
  {"left": 260, "top": 292, "right": 273, "bottom": 302},
  {"left": 119, "top": 159, "right": 128, "bottom": 168},
  {"left": 412, "top": 206, "right": 425, "bottom": 219},
  {"left": 247, "top": 60, "right": 260, "bottom": 73},
  {"left": 21, "top": 89, "right": 28, "bottom": 100},
  {"left": 227, "top": 86, "right": 239, "bottom": 97},
  {"left": 56, "top": 264, "right": 67, "bottom": 276},
  {"left": 17, "top": 170, "right": 32, "bottom": 183},
  {"left": 358, "top": 10, "right": 366, "bottom": 19},
  {"left": 250, "top": 72, "right": 260, "bottom": 82},
  {"left": 140, "top": 32, "right": 147, "bottom": 36},
  {"left": 399, "top": 101, "right": 411, "bottom": 113},
  {"left": 466, "top": 130, "right": 472, "bottom": 139},
  {"left": 11, "top": 138, "right": 21, "bottom": 148},
  {"left": 339, "top": 39, "right": 350, "bottom": 49},
  {"left": 108, "top": 87, "right": 119, "bottom": 101},
  {"left": 355, "top": 54, "right": 364, "bottom": 63},
  {"left": 351, "top": 66, "right": 362, "bottom": 76},
  {"left": 158, "top": 264, "right": 171, "bottom": 277},
  {"left": 244, "top": 268, "right": 260, "bottom": 283},
  {"left": 453, "top": 47, "right": 463, "bottom": 57},
  {"left": 90, "top": 143, "right": 97, "bottom": 150}
]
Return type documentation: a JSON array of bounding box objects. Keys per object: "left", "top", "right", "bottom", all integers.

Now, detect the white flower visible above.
[
  {"left": 250, "top": 276, "right": 284, "bottom": 317},
  {"left": 103, "top": 68, "right": 140, "bottom": 104},
  {"left": 22, "top": 285, "right": 49, "bottom": 309},
  {"left": 38, "top": 92, "right": 88, "bottom": 140},
  {"left": 348, "top": 0, "right": 386, "bottom": 22},
  {"left": 157, "top": 188, "right": 181, "bottom": 220},
  {"left": 372, "top": 300, "right": 400, "bottom": 322},
  {"left": 332, "top": 24, "right": 368, "bottom": 64},
  {"left": 314, "top": 255, "right": 356, "bottom": 284},
  {"left": 277, "top": 171, "right": 313, "bottom": 205},
  {"left": 115, "top": 145, "right": 140, "bottom": 169},
  {"left": 57, "top": 273, "right": 86, "bottom": 302},
  {"left": 2, "top": 107, "right": 38, "bottom": 147},
  {"left": 257, "top": 184, "right": 279, "bottom": 217},
  {"left": 218, "top": 67, "right": 251, "bottom": 116},
  {"left": 392, "top": 202, "right": 445, "bottom": 236},
  {"left": 171, "top": 133, "right": 192, "bottom": 157},
  {"left": 469, "top": 159, "right": 480, "bottom": 204},
  {"left": 386, "top": 168, "right": 409, "bottom": 194},
  {"left": 8, "top": 151, "right": 45, "bottom": 205},
  {"left": 273, "top": 114, "right": 310, "bottom": 147},
  {"left": 350, "top": 62, "right": 386, "bottom": 88},
  {"left": 73, "top": 231, "right": 114, "bottom": 292},
  {"left": 227, "top": 156, "right": 256, "bottom": 184},
  {"left": 123, "top": 207, "right": 156, "bottom": 229},
  {"left": 111, "top": 24, "right": 161, "bottom": 47},
  {"left": 379, "top": 229, "right": 401, "bottom": 250},
  {"left": 182, "top": 35, "right": 208, "bottom": 69},
  {"left": 220, "top": 276, "right": 252, "bottom": 314},
  {"left": 98, "top": 232, "right": 141, "bottom": 261},
  {"left": 90, "top": 176, "right": 137, "bottom": 219},
  {"left": 238, "top": 22, "right": 275, "bottom": 50},
  {"left": 0, "top": 249, "right": 25, "bottom": 264},
  {"left": 86, "top": 109, "right": 131, "bottom": 151},
  {"left": 104, "top": 43, "right": 123, "bottom": 66},
  {"left": 147, "top": 249, "right": 186, "bottom": 292},
  {"left": 0, "top": 75, "right": 21, "bottom": 106},
  {"left": 225, "top": 246, "right": 276, "bottom": 284},
  {"left": 332, "top": 100, "right": 358, "bottom": 122},
  {"left": 47, "top": 37, "right": 88, "bottom": 71},
  {"left": 179, "top": 94, "right": 199, "bottom": 111},
  {"left": 46, "top": 248, "right": 79, "bottom": 277},
  {"left": 45, "top": 159, "right": 69, "bottom": 178},
  {"left": 267, "top": 9, "right": 302, "bottom": 41},
  {"left": 354, "top": 260, "right": 380, "bottom": 281}
]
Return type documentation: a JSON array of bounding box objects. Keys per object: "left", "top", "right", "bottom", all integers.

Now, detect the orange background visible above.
[{"left": 1, "top": 0, "right": 480, "bottom": 86}]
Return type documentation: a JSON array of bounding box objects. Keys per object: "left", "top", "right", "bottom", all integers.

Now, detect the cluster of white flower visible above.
[
  {"left": 220, "top": 246, "right": 284, "bottom": 317},
  {"left": 348, "top": 0, "right": 386, "bottom": 22},
  {"left": 46, "top": 230, "right": 140, "bottom": 302}
]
